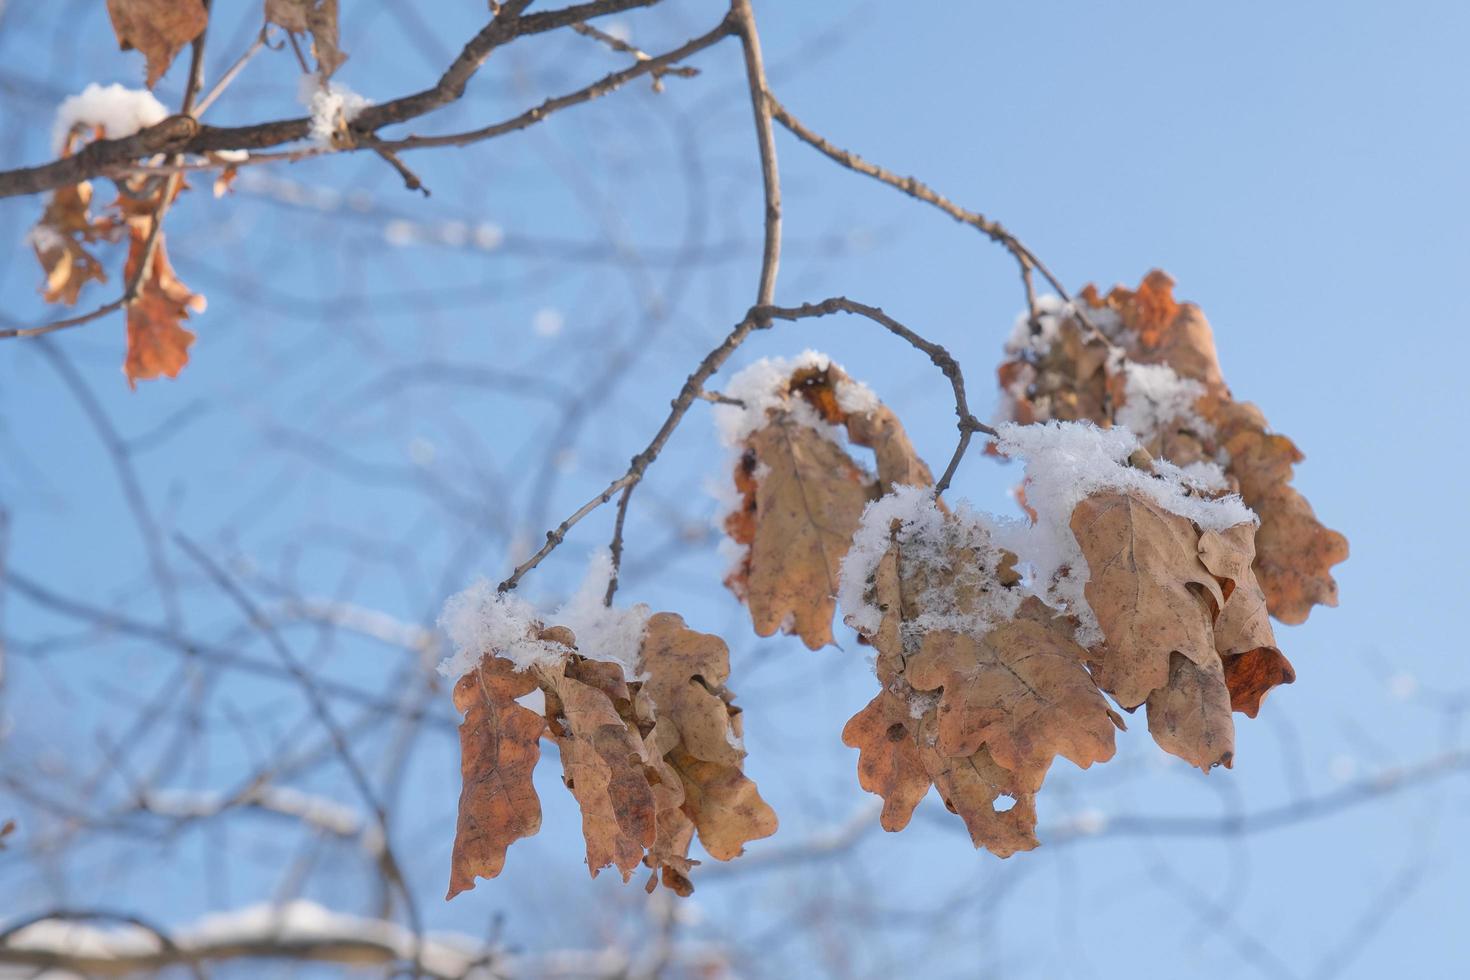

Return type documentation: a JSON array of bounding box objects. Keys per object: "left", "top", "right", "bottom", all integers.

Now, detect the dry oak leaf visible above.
[
  {"left": 543, "top": 658, "right": 657, "bottom": 881},
  {"left": 266, "top": 0, "right": 347, "bottom": 78},
  {"left": 996, "top": 313, "right": 1114, "bottom": 431},
  {"left": 1080, "top": 272, "right": 1348, "bottom": 623},
  {"left": 1070, "top": 488, "right": 1248, "bottom": 771},
  {"left": 1145, "top": 651, "right": 1235, "bottom": 772},
  {"left": 841, "top": 687, "right": 933, "bottom": 832},
  {"left": 919, "top": 727, "right": 1040, "bottom": 859},
  {"left": 1211, "top": 400, "right": 1349, "bottom": 624},
  {"left": 903, "top": 610, "right": 1120, "bottom": 794},
  {"left": 106, "top": 0, "right": 208, "bottom": 88},
  {"left": 842, "top": 506, "right": 1114, "bottom": 856},
  {"left": 734, "top": 414, "right": 875, "bottom": 649},
  {"left": 122, "top": 229, "right": 204, "bottom": 388},
  {"left": 31, "top": 182, "right": 109, "bottom": 306},
  {"left": 1069, "top": 490, "right": 1226, "bottom": 711},
  {"left": 1197, "top": 522, "right": 1294, "bottom": 716},
  {"left": 447, "top": 654, "right": 545, "bottom": 899},
  {"left": 724, "top": 363, "right": 938, "bottom": 648},
  {"left": 639, "top": 612, "right": 745, "bottom": 768},
  {"left": 638, "top": 613, "right": 777, "bottom": 861}
]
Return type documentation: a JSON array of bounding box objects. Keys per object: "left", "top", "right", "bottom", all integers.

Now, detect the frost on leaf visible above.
[
  {"left": 444, "top": 605, "right": 773, "bottom": 899},
  {"left": 105, "top": 0, "right": 208, "bottom": 88},
  {"left": 838, "top": 490, "right": 1120, "bottom": 857},
  {"left": 993, "top": 270, "right": 1347, "bottom": 626},
  {"left": 716, "top": 354, "right": 933, "bottom": 649}
]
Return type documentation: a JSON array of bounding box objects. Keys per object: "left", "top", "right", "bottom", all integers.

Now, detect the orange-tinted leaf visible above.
[
  {"left": 447, "top": 655, "right": 545, "bottom": 899},
  {"left": 123, "top": 229, "right": 204, "bottom": 388},
  {"left": 841, "top": 689, "right": 932, "bottom": 832}
]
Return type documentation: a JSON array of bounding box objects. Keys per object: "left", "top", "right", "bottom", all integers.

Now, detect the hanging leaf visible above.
[
  {"left": 105, "top": 0, "right": 208, "bottom": 88},
  {"left": 265, "top": 0, "right": 347, "bottom": 79},
  {"left": 446, "top": 654, "right": 545, "bottom": 899}
]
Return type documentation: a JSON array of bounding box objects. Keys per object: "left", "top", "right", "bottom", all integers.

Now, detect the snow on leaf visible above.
[
  {"left": 446, "top": 654, "right": 545, "bottom": 899},
  {"left": 718, "top": 357, "right": 936, "bottom": 649},
  {"left": 105, "top": 0, "right": 208, "bottom": 88},
  {"left": 444, "top": 607, "right": 771, "bottom": 898}
]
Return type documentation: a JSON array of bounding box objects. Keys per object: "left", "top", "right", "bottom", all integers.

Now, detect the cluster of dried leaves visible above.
[
  {"left": 448, "top": 613, "right": 776, "bottom": 899},
  {"left": 31, "top": 1, "right": 346, "bottom": 386},
  {"left": 998, "top": 270, "right": 1349, "bottom": 625},
  {"left": 713, "top": 305, "right": 1338, "bottom": 858}
]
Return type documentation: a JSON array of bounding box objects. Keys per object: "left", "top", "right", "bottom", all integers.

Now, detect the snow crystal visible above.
[
  {"left": 1003, "top": 294, "right": 1074, "bottom": 355},
  {"left": 437, "top": 550, "right": 650, "bottom": 682},
  {"left": 533, "top": 308, "right": 565, "bottom": 338},
  {"left": 299, "top": 76, "right": 371, "bottom": 146},
  {"left": 991, "top": 420, "right": 1255, "bottom": 645},
  {"left": 1115, "top": 361, "right": 1212, "bottom": 445},
  {"left": 437, "top": 581, "right": 565, "bottom": 678},
  {"left": 712, "top": 349, "right": 877, "bottom": 448},
  {"left": 837, "top": 485, "right": 1021, "bottom": 645},
  {"left": 52, "top": 83, "right": 167, "bottom": 154},
  {"left": 552, "top": 550, "right": 651, "bottom": 678}
]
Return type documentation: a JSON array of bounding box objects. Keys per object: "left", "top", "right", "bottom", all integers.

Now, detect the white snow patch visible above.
[
  {"left": 437, "top": 550, "right": 649, "bottom": 682},
  {"left": 837, "top": 485, "right": 1021, "bottom": 644},
  {"left": 52, "top": 83, "right": 167, "bottom": 154},
  {"left": 1004, "top": 294, "right": 1074, "bottom": 356},
  {"left": 533, "top": 307, "right": 565, "bottom": 338},
  {"left": 213, "top": 148, "right": 249, "bottom": 163},
  {"left": 299, "top": 76, "right": 371, "bottom": 146},
  {"left": 712, "top": 349, "right": 876, "bottom": 448},
  {"left": 1116, "top": 361, "right": 1212, "bottom": 445},
  {"left": 991, "top": 420, "right": 1255, "bottom": 645}
]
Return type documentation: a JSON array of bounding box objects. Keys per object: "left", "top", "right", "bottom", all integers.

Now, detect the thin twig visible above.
[{"left": 172, "top": 537, "right": 425, "bottom": 974}]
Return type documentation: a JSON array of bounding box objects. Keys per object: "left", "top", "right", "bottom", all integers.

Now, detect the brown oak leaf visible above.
[
  {"left": 106, "top": 0, "right": 208, "bottom": 87},
  {"left": 31, "top": 182, "right": 110, "bottom": 306},
  {"left": 123, "top": 228, "right": 204, "bottom": 389},
  {"left": 1145, "top": 652, "right": 1235, "bottom": 772},
  {"left": 734, "top": 415, "right": 874, "bottom": 649},
  {"left": 543, "top": 658, "right": 657, "bottom": 881},
  {"left": 1197, "top": 522, "right": 1295, "bottom": 715},
  {"left": 266, "top": 0, "right": 347, "bottom": 78},
  {"left": 446, "top": 654, "right": 545, "bottom": 899},
  {"left": 904, "top": 610, "right": 1119, "bottom": 793},
  {"left": 1070, "top": 490, "right": 1225, "bottom": 711}
]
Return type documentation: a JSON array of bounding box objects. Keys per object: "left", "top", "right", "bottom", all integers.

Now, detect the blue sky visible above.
[{"left": 1, "top": 2, "right": 1467, "bottom": 977}]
